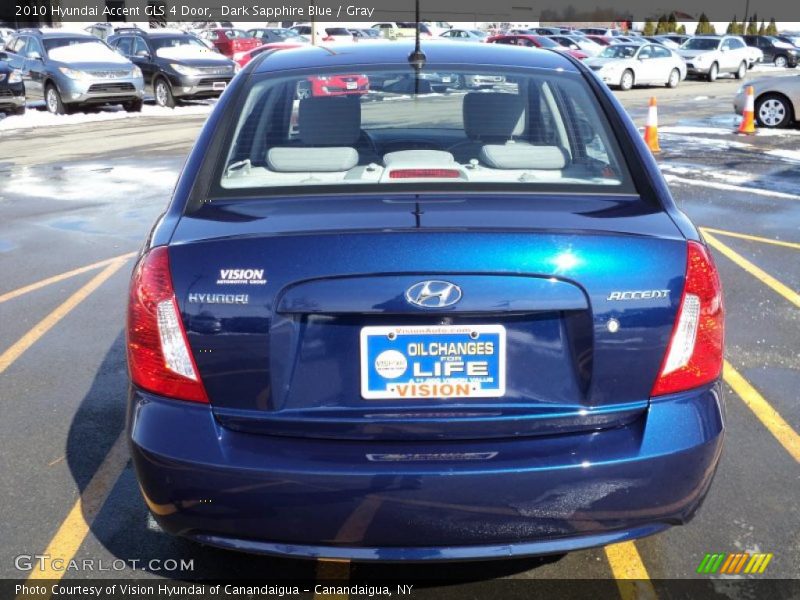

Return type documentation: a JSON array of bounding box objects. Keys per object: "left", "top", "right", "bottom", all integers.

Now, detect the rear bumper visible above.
[{"left": 128, "top": 383, "right": 724, "bottom": 560}]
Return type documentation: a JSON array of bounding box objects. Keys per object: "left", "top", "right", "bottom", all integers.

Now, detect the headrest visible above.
[
  {"left": 267, "top": 147, "right": 359, "bottom": 172},
  {"left": 299, "top": 96, "right": 361, "bottom": 146},
  {"left": 479, "top": 144, "right": 568, "bottom": 170},
  {"left": 463, "top": 93, "right": 525, "bottom": 141}
]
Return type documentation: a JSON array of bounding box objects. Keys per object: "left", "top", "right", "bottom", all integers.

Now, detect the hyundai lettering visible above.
[{"left": 126, "top": 41, "right": 725, "bottom": 561}]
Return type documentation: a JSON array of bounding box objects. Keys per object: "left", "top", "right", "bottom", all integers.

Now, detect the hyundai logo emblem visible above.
[{"left": 405, "top": 280, "right": 462, "bottom": 308}]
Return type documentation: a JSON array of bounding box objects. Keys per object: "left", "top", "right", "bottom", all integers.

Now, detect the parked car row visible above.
[
  {"left": 1, "top": 25, "right": 798, "bottom": 130},
  {"left": 0, "top": 27, "right": 236, "bottom": 114}
]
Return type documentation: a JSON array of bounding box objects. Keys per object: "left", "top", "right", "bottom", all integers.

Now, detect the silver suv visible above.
[
  {"left": 4, "top": 28, "right": 144, "bottom": 114},
  {"left": 678, "top": 35, "right": 752, "bottom": 81}
]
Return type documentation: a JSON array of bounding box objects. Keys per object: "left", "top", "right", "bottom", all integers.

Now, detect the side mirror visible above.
[
  {"left": 28, "top": 50, "right": 42, "bottom": 60},
  {"left": 135, "top": 50, "right": 150, "bottom": 58}
]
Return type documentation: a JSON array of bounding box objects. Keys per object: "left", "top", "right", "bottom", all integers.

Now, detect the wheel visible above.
[
  {"left": 154, "top": 77, "right": 175, "bottom": 108},
  {"left": 666, "top": 68, "right": 680, "bottom": 88},
  {"left": 45, "top": 84, "right": 67, "bottom": 115},
  {"left": 619, "top": 69, "right": 634, "bottom": 91},
  {"left": 774, "top": 55, "right": 788, "bottom": 68},
  {"left": 735, "top": 61, "right": 746, "bottom": 80},
  {"left": 707, "top": 62, "right": 718, "bottom": 82},
  {"left": 124, "top": 98, "right": 143, "bottom": 113},
  {"left": 755, "top": 93, "right": 792, "bottom": 128}
]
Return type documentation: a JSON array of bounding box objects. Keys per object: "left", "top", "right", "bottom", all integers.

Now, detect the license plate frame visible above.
[
  {"left": 360, "top": 324, "right": 506, "bottom": 400},
  {"left": 212, "top": 81, "right": 227, "bottom": 91}
]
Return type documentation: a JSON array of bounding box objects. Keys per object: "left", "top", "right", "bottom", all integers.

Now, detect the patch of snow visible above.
[
  {"left": 0, "top": 102, "right": 214, "bottom": 132},
  {"left": 4, "top": 162, "right": 178, "bottom": 202},
  {"left": 156, "top": 46, "right": 230, "bottom": 62},
  {"left": 660, "top": 164, "right": 752, "bottom": 185},
  {"left": 663, "top": 173, "right": 800, "bottom": 201},
  {"left": 765, "top": 149, "right": 800, "bottom": 161},
  {"left": 659, "top": 126, "right": 732, "bottom": 135},
  {"left": 48, "top": 42, "right": 130, "bottom": 64},
  {"left": 755, "top": 127, "right": 800, "bottom": 137},
  {"left": 658, "top": 133, "right": 752, "bottom": 149}
]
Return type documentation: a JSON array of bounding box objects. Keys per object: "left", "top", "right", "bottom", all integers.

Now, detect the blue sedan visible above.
[{"left": 126, "top": 41, "right": 725, "bottom": 560}]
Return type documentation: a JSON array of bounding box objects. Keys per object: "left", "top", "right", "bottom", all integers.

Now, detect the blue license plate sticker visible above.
[{"left": 359, "top": 325, "right": 506, "bottom": 400}]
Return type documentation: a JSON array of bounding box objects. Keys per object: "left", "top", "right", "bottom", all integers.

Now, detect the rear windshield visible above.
[
  {"left": 43, "top": 37, "right": 97, "bottom": 51},
  {"left": 600, "top": 45, "right": 638, "bottom": 58},
  {"left": 682, "top": 38, "right": 719, "bottom": 50},
  {"left": 151, "top": 36, "right": 207, "bottom": 50},
  {"left": 533, "top": 36, "right": 559, "bottom": 48},
  {"left": 216, "top": 65, "right": 633, "bottom": 196}
]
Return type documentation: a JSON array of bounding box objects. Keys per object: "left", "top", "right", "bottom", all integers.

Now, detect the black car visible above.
[
  {"left": 0, "top": 50, "right": 25, "bottom": 115},
  {"left": 107, "top": 29, "right": 237, "bottom": 108},
  {"left": 743, "top": 35, "right": 799, "bottom": 68}
]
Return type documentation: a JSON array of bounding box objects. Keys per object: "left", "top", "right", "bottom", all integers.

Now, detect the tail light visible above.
[
  {"left": 651, "top": 241, "right": 724, "bottom": 396},
  {"left": 127, "top": 247, "right": 208, "bottom": 403},
  {"left": 322, "top": 36, "right": 335, "bottom": 42}
]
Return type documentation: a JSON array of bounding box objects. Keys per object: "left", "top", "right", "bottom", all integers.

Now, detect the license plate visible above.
[
  {"left": 346, "top": 81, "right": 358, "bottom": 90},
  {"left": 441, "top": 77, "right": 451, "bottom": 82},
  {"left": 213, "top": 81, "right": 227, "bottom": 91},
  {"left": 360, "top": 325, "right": 506, "bottom": 400}
]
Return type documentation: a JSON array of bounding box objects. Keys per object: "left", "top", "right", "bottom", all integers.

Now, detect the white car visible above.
[
  {"left": 422, "top": 21, "right": 452, "bottom": 37},
  {"left": 439, "top": 29, "right": 488, "bottom": 42},
  {"left": 585, "top": 43, "right": 687, "bottom": 90},
  {"left": 290, "top": 25, "right": 353, "bottom": 43},
  {"left": 743, "top": 45, "right": 764, "bottom": 69},
  {"left": 678, "top": 36, "right": 751, "bottom": 81}
]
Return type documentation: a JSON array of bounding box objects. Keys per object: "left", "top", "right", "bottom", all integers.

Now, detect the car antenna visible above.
[{"left": 408, "top": 0, "right": 426, "bottom": 94}]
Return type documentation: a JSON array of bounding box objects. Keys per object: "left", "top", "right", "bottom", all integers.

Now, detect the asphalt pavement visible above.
[{"left": 0, "top": 71, "right": 798, "bottom": 595}]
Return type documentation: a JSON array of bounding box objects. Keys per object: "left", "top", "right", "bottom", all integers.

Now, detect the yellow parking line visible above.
[
  {"left": 23, "top": 431, "right": 128, "bottom": 588},
  {"left": 702, "top": 231, "right": 800, "bottom": 308},
  {"left": 313, "top": 559, "right": 350, "bottom": 599},
  {"left": 0, "top": 252, "right": 136, "bottom": 304},
  {"left": 724, "top": 360, "right": 800, "bottom": 463},
  {"left": 604, "top": 542, "right": 657, "bottom": 600},
  {"left": 700, "top": 227, "right": 800, "bottom": 251},
  {"left": 0, "top": 257, "right": 130, "bottom": 376}
]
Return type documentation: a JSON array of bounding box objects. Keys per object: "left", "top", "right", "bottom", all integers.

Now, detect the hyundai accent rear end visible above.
[{"left": 127, "top": 41, "right": 725, "bottom": 560}]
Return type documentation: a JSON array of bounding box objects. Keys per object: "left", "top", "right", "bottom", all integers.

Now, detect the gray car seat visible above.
[
  {"left": 456, "top": 91, "right": 569, "bottom": 170},
  {"left": 267, "top": 96, "right": 361, "bottom": 172}
]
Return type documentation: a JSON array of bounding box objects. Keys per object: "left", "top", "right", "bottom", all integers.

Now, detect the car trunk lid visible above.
[{"left": 168, "top": 194, "right": 686, "bottom": 440}]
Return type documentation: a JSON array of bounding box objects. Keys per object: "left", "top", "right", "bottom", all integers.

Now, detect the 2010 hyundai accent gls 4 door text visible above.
[{"left": 126, "top": 41, "right": 725, "bottom": 560}]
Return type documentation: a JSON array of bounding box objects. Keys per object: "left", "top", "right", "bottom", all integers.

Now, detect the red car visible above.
[
  {"left": 199, "top": 28, "right": 261, "bottom": 59},
  {"left": 586, "top": 35, "right": 613, "bottom": 46},
  {"left": 234, "top": 42, "right": 303, "bottom": 68},
  {"left": 233, "top": 43, "right": 369, "bottom": 98},
  {"left": 486, "top": 34, "right": 589, "bottom": 60},
  {"left": 299, "top": 74, "right": 369, "bottom": 98}
]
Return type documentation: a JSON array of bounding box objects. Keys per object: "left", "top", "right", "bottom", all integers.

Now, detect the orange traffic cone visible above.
[
  {"left": 738, "top": 86, "right": 756, "bottom": 134},
  {"left": 644, "top": 97, "right": 661, "bottom": 153}
]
